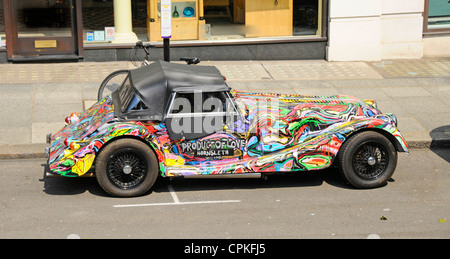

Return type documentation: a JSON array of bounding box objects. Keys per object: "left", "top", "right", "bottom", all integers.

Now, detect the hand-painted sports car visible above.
[{"left": 45, "top": 60, "right": 409, "bottom": 197}]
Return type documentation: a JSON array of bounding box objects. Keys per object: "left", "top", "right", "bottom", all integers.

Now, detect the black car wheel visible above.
[
  {"left": 337, "top": 131, "right": 397, "bottom": 189},
  {"left": 95, "top": 138, "right": 158, "bottom": 197}
]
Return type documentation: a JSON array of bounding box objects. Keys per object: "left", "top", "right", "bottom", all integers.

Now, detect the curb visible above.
[{"left": 407, "top": 139, "right": 450, "bottom": 150}]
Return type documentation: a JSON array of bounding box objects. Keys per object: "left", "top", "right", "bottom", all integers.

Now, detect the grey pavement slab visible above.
[
  {"left": 392, "top": 96, "right": 449, "bottom": 115},
  {"left": 33, "top": 103, "right": 83, "bottom": 124},
  {"left": 261, "top": 60, "right": 384, "bottom": 80},
  {"left": 288, "top": 80, "right": 335, "bottom": 88},
  {"left": 81, "top": 82, "right": 103, "bottom": 100},
  {"left": 424, "top": 86, "right": 450, "bottom": 106},
  {"left": 412, "top": 112, "right": 450, "bottom": 132},
  {"left": 380, "top": 86, "right": 434, "bottom": 98},
  {"left": 370, "top": 78, "right": 421, "bottom": 87},
  {"left": 293, "top": 87, "right": 340, "bottom": 96},
  {"left": 0, "top": 98, "right": 33, "bottom": 128},
  {"left": 0, "top": 62, "right": 130, "bottom": 84},
  {"left": 394, "top": 117, "right": 428, "bottom": 133},
  {"left": 369, "top": 59, "right": 450, "bottom": 78},
  {"left": 335, "top": 87, "right": 391, "bottom": 100},
  {"left": 205, "top": 61, "right": 272, "bottom": 81},
  {"left": 329, "top": 79, "right": 378, "bottom": 88},
  {"left": 375, "top": 98, "right": 410, "bottom": 116},
  {"left": 32, "top": 122, "right": 65, "bottom": 144},
  {"left": 414, "top": 77, "right": 450, "bottom": 86},
  {"left": 0, "top": 128, "right": 32, "bottom": 146}
]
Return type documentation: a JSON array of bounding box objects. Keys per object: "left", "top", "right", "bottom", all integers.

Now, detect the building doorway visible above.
[{"left": 4, "top": 0, "right": 83, "bottom": 61}]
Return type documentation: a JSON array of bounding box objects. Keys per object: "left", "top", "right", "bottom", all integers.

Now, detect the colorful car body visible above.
[
  {"left": 45, "top": 61, "right": 408, "bottom": 196},
  {"left": 47, "top": 90, "right": 408, "bottom": 178}
]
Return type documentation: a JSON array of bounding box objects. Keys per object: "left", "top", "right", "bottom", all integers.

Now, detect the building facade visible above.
[
  {"left": 0, "top": 0, "right": 448, "bottom": 62},
  {"left": 327, "top": 0, "right": 450, "bottom": 61}
]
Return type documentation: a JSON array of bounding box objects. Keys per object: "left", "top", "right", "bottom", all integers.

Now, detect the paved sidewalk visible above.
[{"left": 0, "top": 58, "right": 449, "bottom": 158}]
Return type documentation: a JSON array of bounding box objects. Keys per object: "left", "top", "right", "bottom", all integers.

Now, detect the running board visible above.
[
  {"left": 45, "top": 172, "right": 261, "bottom": 179},
  {"left": 181, "top": 173, "right": 262, "bottom": 179}
]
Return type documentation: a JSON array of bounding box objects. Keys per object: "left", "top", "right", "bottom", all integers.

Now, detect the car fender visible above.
[
  {"left": 332, "top": 116, "right": 409, "bottom": 153},
  {"left": 93, "top": 122, "right": 167, "bottom": 176},
  {"left": 50, "top": 122, "right": 166, "bottom": 177}
]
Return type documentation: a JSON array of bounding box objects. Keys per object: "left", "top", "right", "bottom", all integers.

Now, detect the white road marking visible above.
[
  {"left": 167, "top": 185, "right": 180, "bottom": 204},
  {"left": 113, "top": 200, "right": 241, "bottom": 208},
  {"left": 113, "top": 185, "right": 241, "bottom": 208}
]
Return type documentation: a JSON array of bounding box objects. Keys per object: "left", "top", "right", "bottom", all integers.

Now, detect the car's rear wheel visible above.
[
  {"left": 337, "top": 131, "right": 397, "bottom": 189},
  {"left": 95, "top": 139, "right": 158, "bottom": 197}
]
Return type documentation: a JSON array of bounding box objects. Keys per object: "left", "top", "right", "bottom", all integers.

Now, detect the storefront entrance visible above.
[
  {"left": 0, "top": 0, "right": 327, "bottom": 62},
  {"left": 4, "top": 0, "right": 83, "bottom": 61}
]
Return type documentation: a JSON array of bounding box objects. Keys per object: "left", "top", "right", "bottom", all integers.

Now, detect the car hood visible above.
[
  {"left": 49, "top": 96, "right": 115, "bottom": 164},
  {"left": 230, "top": 90, "right": 408, "bottom": 154}
]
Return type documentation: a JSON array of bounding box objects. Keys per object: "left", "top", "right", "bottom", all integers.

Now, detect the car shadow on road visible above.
[
  {"left": 430, "top": 125, "right": 450, "bottom": 163},
  {"left": 40, "top": 163, "right": 109, "bottom": 197},
  {"left": 151, "top": 168, "right": 352, "bottom": 194},
  {"left": 42, "top": 176, "right": 110, "bottom": 197},
  {"left": 42, "top": 165, "right": 353, "bottom": 197}
]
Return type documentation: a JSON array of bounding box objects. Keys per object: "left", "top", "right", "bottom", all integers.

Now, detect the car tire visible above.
[
  {"left": 337, "top": 131, "right": 397, "bottom": 189},
  {"left": 95, "top": 138, "right": 159, "bottom": 197}
]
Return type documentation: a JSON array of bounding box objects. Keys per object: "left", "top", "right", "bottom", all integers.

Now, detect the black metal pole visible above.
[{"left": 163, "top": 38, "right": 170, "bottom": 62}]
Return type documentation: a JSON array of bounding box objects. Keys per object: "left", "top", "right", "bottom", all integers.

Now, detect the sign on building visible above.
[{"left": 105, "top": 27, "right": 115, "bottom": 41}]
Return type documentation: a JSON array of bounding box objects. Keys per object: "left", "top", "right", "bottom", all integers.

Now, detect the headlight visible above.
[
  {"left": 65, "top": 112, "right": 80, "bottom": 125},
  {"left": 386, "top": 113, "right": 398, "bottom": 127},
  {"left": 363, "top": 99, "right": 377, "bottom": 109},
  {"left": 64, "top": 138, "right": 86, "bottom": 151}
]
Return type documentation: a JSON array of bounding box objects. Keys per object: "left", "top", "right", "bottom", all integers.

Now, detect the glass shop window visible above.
[
  {"left": 203, "top": 0, "right": 322, "bottom": 39},
  {"left": 147, "top": 0, "right": 324, "bottom": 42},
  {"left": 425, "top": 0, "right": 450, "bottom": 32},
  {"left": 82, "top": 0, "right": 148, "bottom": 43},
  {"left": 79, "top": 0, "right": 324, "bottom": 45}
]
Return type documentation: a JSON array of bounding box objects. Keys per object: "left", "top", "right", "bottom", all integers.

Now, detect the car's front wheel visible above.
[
  {"left": 337, "top": 131, "right": 397, "bottom": 189},
  {"left": 95, "top": 138, "right": 158, "bottom": 197}
]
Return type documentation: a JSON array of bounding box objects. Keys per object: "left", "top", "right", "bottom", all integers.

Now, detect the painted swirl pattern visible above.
[{"left": 48, "top": 91, "right": 408, "bottom": 177}]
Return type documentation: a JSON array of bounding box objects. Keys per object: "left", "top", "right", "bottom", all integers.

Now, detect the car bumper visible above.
[{"left": 45, "top": 132, "right": 95, "bottom": 178}]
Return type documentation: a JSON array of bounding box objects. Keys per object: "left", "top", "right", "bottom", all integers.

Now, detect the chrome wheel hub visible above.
[
  {"left": 123, "top": 165, "right": 132, "bottom": 175},
  {"left": 367, "top": 156, "right": 376, "bottom": 166}
]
